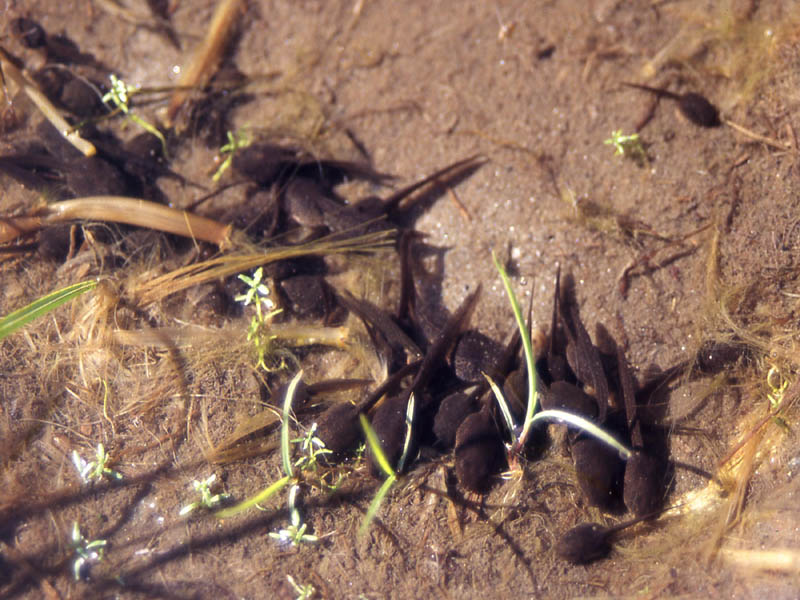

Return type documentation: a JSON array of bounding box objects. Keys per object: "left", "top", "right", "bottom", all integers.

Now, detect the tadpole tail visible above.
[
  {"left": 383, "top": 154, "right": 488, "bottom": 216},
  {"left": 622, "top": 82, "right": 681, "bottom": 101}
]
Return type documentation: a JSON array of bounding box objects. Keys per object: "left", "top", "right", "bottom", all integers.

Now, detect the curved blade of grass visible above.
[
  {"left": 281, "top": 370, "right": 304, "bottom": 478},
  {"left": 359, "top": 473, "right": 396, "bottom": 537},
  {"left": 0, "top": 280, "right": 97, "bottom": 341},
  {"left": 359, "top": 413, "right": 396, "bottom": 479},
  {"left": 215, "top": 474, "right": 291, "bottom": 518},
  {"left": 484, "top": 373, "right": 517, "bottom": 444},
  {"left": 492, "top": 251, "right": 538, "bottom": 446},
  {"left": 531, "top": 409, "right": 632, "bottom": 459},
  {"left": 396, "top": 393, "right": 416, "bottom": 473}
]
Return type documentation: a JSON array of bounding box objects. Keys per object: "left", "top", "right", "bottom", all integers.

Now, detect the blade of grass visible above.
[
  {"left": 530, "top": 409, "right": 632, "bottom": 459},
  {"left": 215, "top": 475, "right": 291, "bottom": 518},
  {"left": 358, "top": 413, "right": 398, "bottom": 536},
  {"left": 281, "top": 370, "right": 304, "bottom": 478},
  {"left": 492, "top": 251, "right": 538, "bottom": 446},
  {"left": 359, "top": 474, "right": 396, "bottom": 537},
  {"left": 485, "top": 373, "right": 518, "bottom": 444},
  {"left": 0, "top": 280, "right": 97, "bottom": 341},
  {"left": 359, "top": 413, "right": 395, "bottom": 479},
  {"left": 396, "top": 393, "right": 416, "bottom": 473}
]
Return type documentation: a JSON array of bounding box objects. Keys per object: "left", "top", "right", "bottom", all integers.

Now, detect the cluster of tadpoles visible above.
[{"left": 0, "top": 15, "right": 749, "bottom": 567}]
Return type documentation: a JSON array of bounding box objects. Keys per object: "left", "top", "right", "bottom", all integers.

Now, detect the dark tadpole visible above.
[
  {"left": 314, "top": 360, "right": 421, "bottom": 455},
  {"left": 618, "top": 345, "right": 668, "bottom": 517},
  {"left": 623, "top": 82, "right": 720, "bottom": 128},
  {"left": 556, "top": 505, "right": 678, "bottom": 564},
  {"left": 454, "top": 402, "right": 503, "bottom": 492},
  {"left": 433, "top": 391, "right": 477, "bottom": 449},
  {"left": 570, "top": 435, "right": 624, "bottom": 510},
  {"left": 282, "top": 155, "right": 485, "bottom": 235}
]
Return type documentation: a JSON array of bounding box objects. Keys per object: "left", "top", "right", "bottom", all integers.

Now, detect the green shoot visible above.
[
  {"left": 358, "top": 413, "right": 397, "bottom": 536},
  {"left": 491, "top": 252, "right": 538, "bottom": 452},
  {"left": 292, "top": 423, "right": 332, "bottom": 472},
  {"left": 235, "top": 267, "right": 287, "bottom": 372},
  {"left": 102, "top": 74, "right": 169, "bottom": 158},
  {"left": 71, "top": 443, "right": 123, "bottom": 484},
  {"left": 281, "top": 370, "right": 304, "bottom": 478},
  {"left": 179, "top": 474, "right": 230, "bottom": 516},
  {"left": 530, "top": 409, "right": 632, "bottom": 459},
  {"left": 396, "top": 392, "right": 416, "bottom": 473},
  {"left": 215, "top": 475, "right": 291, "bottom": 518},
  {"left": 269, "top": 484, "right": 319, "bottom": 547},
  {"left": 604, "top": 129, "right": 645, "bottom": 160},
  {"left": 212, "top": 129, "right": 251, "bottom": 182},
  {"left": 766, "top": 365, "right": 789, "bottom": 410},
  {"left": 71, "top": 522, "right": 107, "bottom": 581},
  {"left": 286, "top": 575, "right": 315, "bottom": 600},
  {"left": 358, "top": 395, "right": 415, "bottom": 536},
  {"left": 0, "top": 280, "right": 97, "bottom": 341}
]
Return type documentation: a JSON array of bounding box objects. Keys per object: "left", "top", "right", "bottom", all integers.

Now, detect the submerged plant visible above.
[
  {"left": 269, "top": 484, "right": 319, "bottom": 548},
  {"left": 235, "top": 266, "right": 288, "bottom": 372},
  {"left": 286, "top": 574, "right": 315, "bottom": 600},
  {"left": 72, "top": 443, "right": 123, "bottom": 484},
  {"left": 217, "top": 371, "right": 333, "bottom": 546},
  {"left": 212, "top": 128, "right": 251, "bottom": 182},
  {"left": 102, "top": 74, "right": 168, "bottom": 157},
  {"left": 70, "top": 522, "right": 107, "bottom": 581},
  {"left": 179, "top": 474, "right": 230, "bottom": 516},
  {"left": 604, "top": 129, "right": 645, "bottom": 161}
]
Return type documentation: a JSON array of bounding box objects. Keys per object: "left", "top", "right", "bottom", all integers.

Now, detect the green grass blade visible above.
[
  {"left": 492, "top": 252, "right": 538, "bottom": 444},
  {"left": 359, "top": 413, "right": 395, "bottom": 479},
  {"left": 0, "top": 280, "right": 97, "bottom": 341},
  {"left": 484, "top": 373, "right": 517, "bottom": 444},
  {"left": 531, "top": 409, "right": 632, "bottom": 459},
  {"left": 215, "top": 474, "right": 291, "bottom": 518},
  {"left": 281, "top": 370, "right": 304, "bottom": 478},
  {"left": 359, "top": 473, "right": 396, "bottom": 537}
]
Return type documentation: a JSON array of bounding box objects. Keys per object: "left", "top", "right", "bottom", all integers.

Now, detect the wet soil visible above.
[{"left": 3, "top": 1, "right": 800, "bottom": 599}]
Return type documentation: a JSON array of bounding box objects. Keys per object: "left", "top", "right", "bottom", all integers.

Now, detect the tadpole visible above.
[
  {"left": 556, "top": 508, "right": 669, "bottom": 564},
  {"left": 314, "top": 360, "right": 420, "bottom": 455},
  {"left": 618, "top": 346, "right": 667, "bottom": 516},
  {"left": 623, "top": 82, "right": 721, "bottom": 128},
  {"left": 283, "top": 155, "right": 485, "bottom": 234},
  {"left": 454, "top": 401, "right": 503, "bottom": 492}
]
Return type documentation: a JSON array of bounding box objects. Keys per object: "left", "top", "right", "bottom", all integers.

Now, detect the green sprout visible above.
[
  {"left": 179, "top": 474, "right": 231, "bottom": 516},
  {"left": 293, "top": 423, "right": 332, "bottom": 472},
  {"left": 102, "top": 74, "right": 169, "bottom": 158},
  {"left": 70, "top": 522, "right": 107, "bottom": 581},
  {"left": 0, "top": 280, "right": 97, "bottom": 341},
  {"left": 487, "top": 252, "right": 538, "bottom": 463},
  {"left": 766, "top": 365, "right": 789, "bottom": 410},
  {"left": 212, "top": 129, "right": 251, "bottom": 182},
  {"left": 604, "top": 129, "right": 645, "bottom": 160},
  {"left": 216, "top": 371, "right": 331, "bottom": 548},
  {"left": 269, "top": 484, "right": 319, "bottom": 547},
  {"left": 286, "top": 574, "right": 315, "bottom": 600},
  {"left": 72, "top": 443, "right": 123, "bottom": 484},
  {"left": 235, "top": 267, "right": 287, "bottom": 372},
  {"left": 487, "top": 254, "right": 633, "bottom": 470}
]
